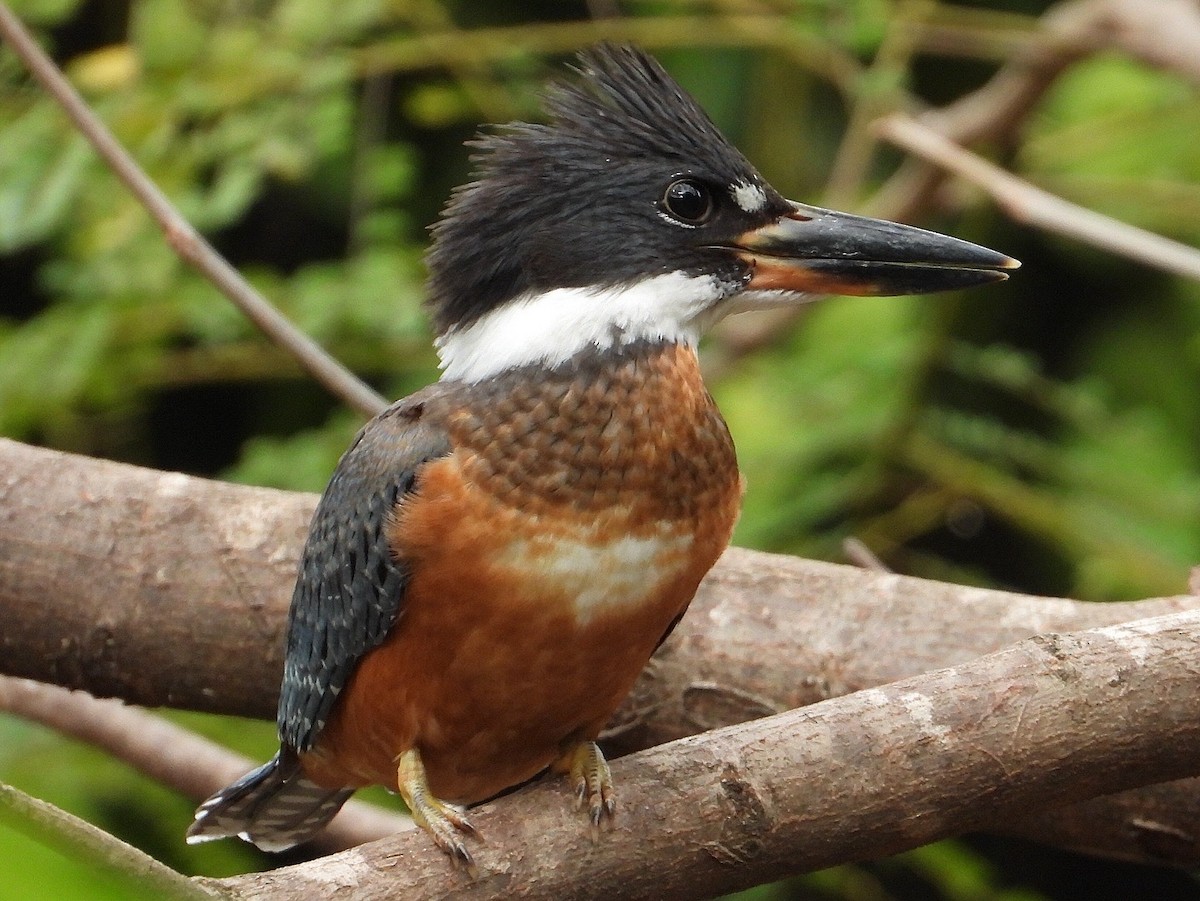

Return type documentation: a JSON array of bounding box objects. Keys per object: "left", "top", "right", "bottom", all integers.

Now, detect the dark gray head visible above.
[
  {"left": 426, "top": 44, "right": 792, "bottom": 335},
  {"left": 427, "top": 44, "right": 1017, "bottom": 383}
]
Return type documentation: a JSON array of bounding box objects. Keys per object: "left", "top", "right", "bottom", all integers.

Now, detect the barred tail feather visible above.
[{"left": 186, "top": 749, "right": 353, "bottom": 853}]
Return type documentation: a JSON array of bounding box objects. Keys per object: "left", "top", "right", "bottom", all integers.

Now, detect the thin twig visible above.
[
  {"left": 903, "top": 6, "right": 1040, "bottom": 63},
  {"left": 354, "top": 15, "right": 864, "bottom": 99},
  {"left": 842, "top": 536, "right": 893, "bottom": 573},
  {"left": 876, "top": 113, "right": 1200, "bottom": 282},
  {"left": 0, "top": 676, "right": 406, "bottom": 853},
  {"left": 0, "top": 2, "right": 387, "bottom": 418},
  {"left": 870, "top": 0, "right": 1200, "bottom": 223},
  {"left": 823, "top": 0, "right": 934, "bottom": 207},
  {"left": 0, "top": 780, "right": 222, "bottom": 901}
]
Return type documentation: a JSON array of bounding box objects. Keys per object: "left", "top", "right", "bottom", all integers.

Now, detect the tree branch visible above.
[
  {"left": 213, "top": 609, "right": 1200, "bottom": 899},
  {"left": 0, "top": 676, "right": 408, "bottom": 854},
  {"left": 0, "top": 780, "right": 221, "bottom": 900},
  {"left": 3, "top": 436, "right": 1199, "bottom": 869},
  {"left": 709, "top": 0, "right": 1200, "bottom": 365},
  {"left": 873, "top": 0, "right": 1200, "bottom": 222},
  {"left": 875, "top": 114, "right": 1200, "bottom": 281},
  {"left": 0, "top": 2, "right": 387, "bottom": 417}
]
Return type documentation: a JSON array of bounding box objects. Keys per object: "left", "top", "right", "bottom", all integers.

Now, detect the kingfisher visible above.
[{"left": 187, "top": 44, "right": 1016, "bottom": 865}]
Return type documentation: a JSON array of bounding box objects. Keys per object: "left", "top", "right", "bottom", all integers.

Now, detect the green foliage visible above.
[
  {"left": 2, "top": 1, "right": 1199, "bottom": 899},
  {"left": 7, "top": 0, "right": 82, "bottom": 26},
  {"left": 0, "top": 829, "right": 135, "bottom": 901},
  {"left": 719, "top": 295, "right": 927, "bottom": 555},
  {"left": 1024, "top": 56, "right": 1200, "bottom": 241},
  {"left": 226, "top": 408, "right": 364, "bottom": 490}
]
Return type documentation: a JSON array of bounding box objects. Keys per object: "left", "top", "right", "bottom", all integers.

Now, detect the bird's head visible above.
[{"left": 427, "top": 44, "right": 1017, "bottom": 383}]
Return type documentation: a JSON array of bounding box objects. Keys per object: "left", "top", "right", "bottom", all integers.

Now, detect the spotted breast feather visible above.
[{"left": 299, "top": 340, "right": 743, "bottom": 805}]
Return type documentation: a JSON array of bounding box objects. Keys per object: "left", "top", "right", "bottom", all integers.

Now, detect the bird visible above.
[{"left": 186, "top": 43, "right": 1017, "bottom": 866}]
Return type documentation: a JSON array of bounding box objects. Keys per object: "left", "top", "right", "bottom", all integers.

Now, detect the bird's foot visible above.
[
  {"left": 397, "top": 748, "right": 478, "bottom": 872},
  {"left": 553, "top": 740, "right": 615, "bottom": 839}
]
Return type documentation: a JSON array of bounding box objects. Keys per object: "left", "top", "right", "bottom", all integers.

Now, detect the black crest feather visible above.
[
  {"left": 424, "top": 43, "right": 779, "bottom": 335},
  {"left": 542, "top": 43, "right": 751, "bottom": 175}
]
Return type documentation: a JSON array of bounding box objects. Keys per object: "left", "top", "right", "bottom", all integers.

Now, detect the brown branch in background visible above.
[
  {"left": 1046, "top": 0, "right": 1200, "bottom": 85},
  {"left": 4, "top": 437, "right": 1200, "bottom": 868},
  {"left": 0, "top": 677, "right": 406, "bottom": 853},
  {"left": 353, "top": 15, "right": 864, "bottom": 98},
  {"left": 0, "top": 3, "right": 387, "bottom": 418},
  {"left": 876, "top": 114, "right": 1200, "bottom": 281},
  {"left": 822, "top": 0, "right": 933, "bottom": 208},
  {"left": 212, "top": 610, "right": 1200, "bottom": 900},
  {"left": 717, "top": 0, "right": 1200, "bottom": 364},
  {"left": 874, "top": 0, "right": 1200, "bottom": 222},
  {"left": 905, "top": 7, "right": 1039, "bottom": 64}
]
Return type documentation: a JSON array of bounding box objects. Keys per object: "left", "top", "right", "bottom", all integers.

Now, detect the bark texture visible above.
[
  {"left": 3, "top": 437, "right": 1199, "bottom": 873},
  {"left": 211, "top": 611, "right": 1200, "bottom": 899}
]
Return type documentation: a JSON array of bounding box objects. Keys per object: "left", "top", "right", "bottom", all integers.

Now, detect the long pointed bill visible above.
[{"left": 733, "top": 203, "right": 1020, "bottom": 296}]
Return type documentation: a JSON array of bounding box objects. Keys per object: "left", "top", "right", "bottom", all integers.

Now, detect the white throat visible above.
[{"left": 435, "top": 271, "right": 727, "bottom": 383}]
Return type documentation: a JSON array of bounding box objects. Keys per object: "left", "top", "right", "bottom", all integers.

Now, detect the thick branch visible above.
[
  {"left": 0, "top": 438, "right": 307, "bottom": 716},
  {"left": 3, "top": 437, "right": 1199, "bottom": 868},
  {"left": 4, "top": 437, "right": 1195, "bottom": 717},
  {"left": 211, "top": 610, "right": 1200, "bottom": 899}
]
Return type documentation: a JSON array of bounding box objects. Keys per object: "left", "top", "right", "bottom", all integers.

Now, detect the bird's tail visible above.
[{"left": 186, "top": 749, "right": 353, "bottom": 853}]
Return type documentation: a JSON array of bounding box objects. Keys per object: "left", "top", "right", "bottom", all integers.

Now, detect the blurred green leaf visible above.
[
  {"left": 1023, "top": 56, "right": 1200, "bottom": 240},
  {"left": 0, "top": 110, "right": 91, "bottom": 250},
  {"left": 131, "top": 0, "right": 207, "bottom": 72},
  {"left": 7, "top": 0, "right": 82, "bottom": 25}
]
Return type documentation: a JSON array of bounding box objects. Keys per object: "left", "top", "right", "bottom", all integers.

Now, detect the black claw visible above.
[{"left": 450, "top": 842, "right": 478, "bottom": 877}]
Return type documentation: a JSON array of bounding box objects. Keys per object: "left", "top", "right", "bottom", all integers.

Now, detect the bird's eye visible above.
[{"left": 661, "top": 179, "right": 714, "bottom": 225}]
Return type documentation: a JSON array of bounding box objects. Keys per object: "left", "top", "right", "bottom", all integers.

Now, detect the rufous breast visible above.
[{"left": 300, "top": 340, "right": 742, "bottom": 803}]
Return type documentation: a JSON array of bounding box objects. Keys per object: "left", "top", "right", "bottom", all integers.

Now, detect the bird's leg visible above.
[
  {"left": 552, "top": 740, "right": 615, "bottom": 837},
  {"left": 396, "top": 748, "right": 477, "bottom": 870}
]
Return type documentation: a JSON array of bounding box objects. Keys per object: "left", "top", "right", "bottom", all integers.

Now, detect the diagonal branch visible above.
[
  {"left": 875, "top": 114, "right": 1200, "bottom": 281},
  {"left": 214, "top": 610, "right": 1200, "bottom": 899},
  {"left": 873, "top": 0, "right": 1200, "bottom": 223},
  {"left": 0, "top": 3, "right": 387, "bottom": 417},
  {"left": 0, "top": 677, "right": 408, "bottom": 854},
  {"left": 0, "top": 781, "right": 221, "bottom": 900},
  {"left": 3, "top": 436, "right": 1200, "bottom": 869}
]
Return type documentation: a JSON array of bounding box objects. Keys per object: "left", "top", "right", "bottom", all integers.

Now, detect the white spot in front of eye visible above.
[{"left": 732, "top": 180, "right": 767, "bottom": 213}]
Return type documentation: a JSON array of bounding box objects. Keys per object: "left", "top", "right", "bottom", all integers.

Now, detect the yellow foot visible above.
[
  {"left": 553, "top": 741, "right": 615, "bottom": 837},
  {"left": 397, "top": 748, "right": 477, "bottom": 871}
]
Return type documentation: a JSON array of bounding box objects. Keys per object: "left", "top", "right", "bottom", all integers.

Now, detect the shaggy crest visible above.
[{"left": 425, "top": 44, "right": 779, "bottom": 335}]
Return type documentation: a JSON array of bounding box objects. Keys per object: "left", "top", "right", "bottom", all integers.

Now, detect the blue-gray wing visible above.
[{"left": 277, "top": 395, "right": 451, "bottom": 752}]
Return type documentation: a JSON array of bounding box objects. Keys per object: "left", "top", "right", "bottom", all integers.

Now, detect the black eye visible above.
[{"left": 662, "top": 179, "right": 714, "bottom": 224}]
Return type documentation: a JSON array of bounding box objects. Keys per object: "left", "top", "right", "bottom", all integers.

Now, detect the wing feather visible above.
[{"left": 277, "top": 395, "right": 451, "bottom": 752}]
